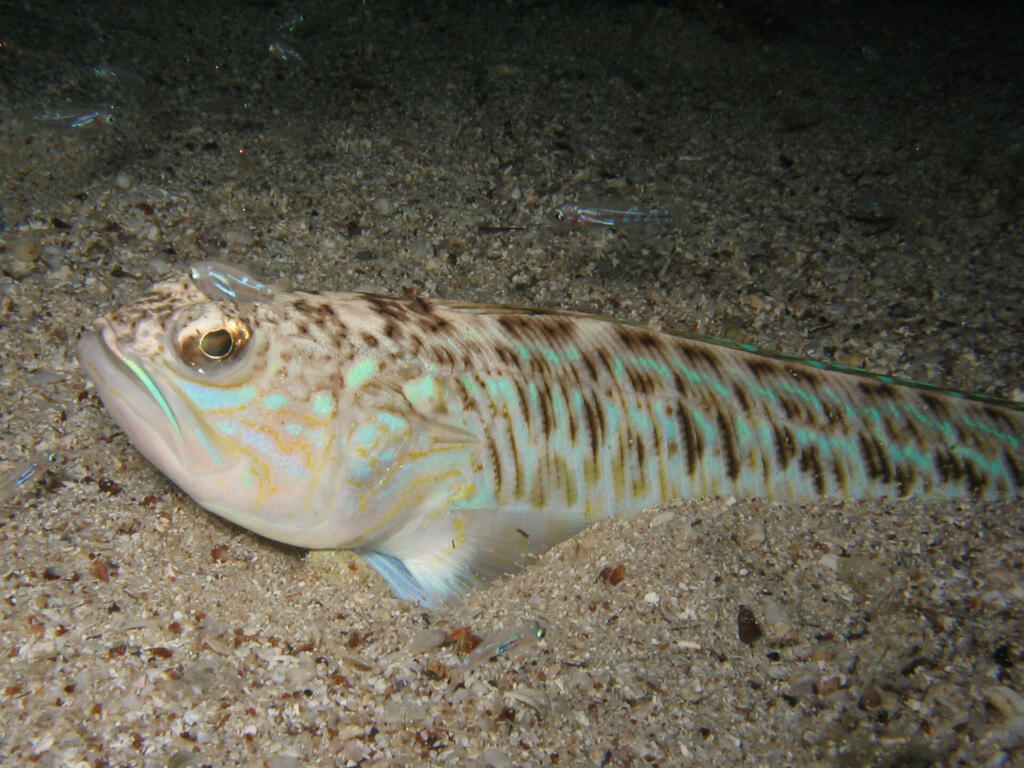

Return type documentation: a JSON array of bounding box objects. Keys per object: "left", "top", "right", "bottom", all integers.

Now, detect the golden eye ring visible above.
[{"left": 178, "top": 316, "right": 252, "bottom": 370}]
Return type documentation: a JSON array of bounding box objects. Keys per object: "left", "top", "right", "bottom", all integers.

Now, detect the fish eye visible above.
[
  {"left": 200, "top": 328, "right": 235, "bottom": 359},
  {"left": 177, "top": 315, "right": 252, "bottom": 371}
]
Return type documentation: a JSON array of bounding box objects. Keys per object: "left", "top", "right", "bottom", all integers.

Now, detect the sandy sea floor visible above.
[{"left": 1, "top": 1, "right": 1023, "bottom": 765}]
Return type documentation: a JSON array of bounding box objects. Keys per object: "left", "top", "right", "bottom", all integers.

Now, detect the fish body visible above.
[
  {"left": 35, "top": 106, "right": 116, "bottom": 130},
  {"left": 189, "top": 260, "right": 288, "bottom": 304},
  {"left": 554, "top": 203, "right": 670, "bottom": 229},
  {"left": 0, "top": 451, "right": 59, "bottom": 503},
  {"left": 468, "top": 620, "right": 547, "bottom": 666},
  {"left": 77, "top": 269, "right": 1024, "bottom": 605}
]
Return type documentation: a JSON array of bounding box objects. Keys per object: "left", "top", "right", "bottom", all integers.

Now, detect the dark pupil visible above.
[{"left": 200, "top": 329, "right": 234, "bottom": 359}]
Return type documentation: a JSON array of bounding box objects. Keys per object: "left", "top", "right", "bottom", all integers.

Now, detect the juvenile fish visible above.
[
  {"left": 555, "top": 203, "right": 670, "bottom": 229},
  {"left": 189, "top": 261, "right": 287, "bottom": 304},
  {"left": 92, "top": 64, "right": 145, "bottom": 93},
  {"left": 0, "top": 451, "right": 59, "bottom": 503},
  {"left": 77, "top": 266, "right": 1024, "bottom": 606},
  {"left": 468, "top": 620, "right": 547, "bottom": 667},
  {"left": 35, "top": 106, "right": 116, "bottom": 130}
]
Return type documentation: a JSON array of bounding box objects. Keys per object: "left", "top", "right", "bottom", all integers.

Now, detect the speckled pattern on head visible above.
[{"left": 78, "top": 270, "right": 1024, "bottom": 605}]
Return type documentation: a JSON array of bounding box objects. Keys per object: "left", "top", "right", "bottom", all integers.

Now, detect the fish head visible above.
[{"left": 77, "top": 276, "right": 354, "bottom": 548}]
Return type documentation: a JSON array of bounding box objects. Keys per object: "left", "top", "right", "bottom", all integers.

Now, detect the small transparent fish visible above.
[
  {"left": 278, "top": 13, "right": 305, "bottom": 33},
  {"left": 267, "top": 12, "right": 305, "bottom": 63},
  {"left": 92, "top": 64, "right": 122, "bottom": 84},
  {"left": 69, "top": 109, "right": 114, "bottom": 129},
  {"left": 0, "top": 451, "right": 59, "bottom": 503},
  {"left": 92, "top": 64, "right": 145, "bottom": 92},
  {"left": 189, "top": 261, "right": 285, "bottom": 304},
  {"left": 468, "top": 620, "right": 546, "bottom": 667},
  {"left": 268, "top": 41, "right": 302, "bottom": 63},
  {"left": 35, "top": 105, "right": 116, "bottom": 130},
  {"left": 554, "top": 203, "right": 670, "bottom": 229}
]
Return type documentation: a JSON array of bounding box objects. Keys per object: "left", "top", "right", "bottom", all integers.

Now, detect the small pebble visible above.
[
  {"left": 479, "top": 748, "right": 513, "bottom": 768},
  {"left": 10, "top": 234, "right": 40, "bottom": 263},
  {"left": 372, "top": 198, "right": 395, "bottom": 216},
  {"left": 737, "top": 605, "right": 762, "bottom": 645},
  {"left": 2, "top": 235, "right": 41, "bottom": 278},
  {"left": 167, "top": 752, "right": 201, "bottom": 768},
  {"left": 408, "top": 627, "right": 448, "bottom": 654},
  {"left": 743, "top": 518, "right": 766, "bottom": 546},
  {"left": 761, "top": 598, "right": 794, "bottom": 641},
  {"left": 818, "top": 553, "right": 840, "bottom": 571}
]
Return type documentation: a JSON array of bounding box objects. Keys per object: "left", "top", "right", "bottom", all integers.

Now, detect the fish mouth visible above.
[{"left": 77, "top": 321, "right": 221, "bottom": 480}]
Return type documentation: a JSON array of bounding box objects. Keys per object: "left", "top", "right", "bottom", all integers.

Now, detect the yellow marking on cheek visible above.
[
  {"left": 452, "top": 516, "right": 466, "bottom": 548},
  {"left": 450, "top": 482, "right": 475, "bottom": 506}
]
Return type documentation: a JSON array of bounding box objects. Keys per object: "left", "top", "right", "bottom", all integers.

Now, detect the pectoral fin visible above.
[
  {"left": 358, "top": 551, "right": 446, "bottom": 606},
  {"left": 358, "top": 505, "right": 577, "bottom": 607}
]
